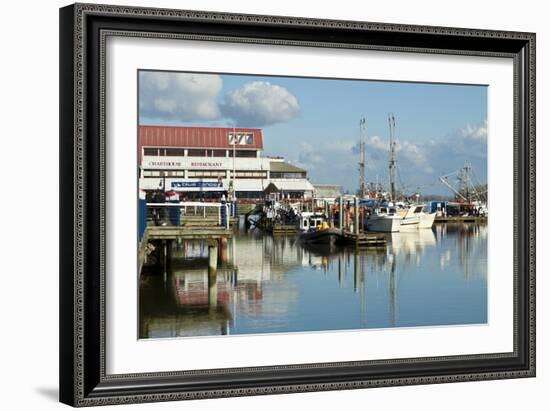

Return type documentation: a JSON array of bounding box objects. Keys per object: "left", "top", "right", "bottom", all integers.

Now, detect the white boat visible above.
[
  {"left": 366, "top": 206, "right": 402, "bottom": 232},
  {"left": 400, "top": 204, "right": 436, "bottom": 230},
  {"left": 400, "top": 205, "right": 422, "bottom": 230},
  {"left": 419, "top": 211, "right": 436, "bottom": 229}
]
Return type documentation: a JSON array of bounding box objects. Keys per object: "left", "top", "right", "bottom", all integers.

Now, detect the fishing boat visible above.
[
  {"left": 299, "top": 227, "right": 342, "bottom": 245},
  {"left": 297, "top": 212, "right": 327, "bottom": 232},
  {"left": 298, "top": 212, "right": 341, "bottom": 244},
  {"left": 419, "top": 210, "right": 437, "bottom": 228},
  {"left": 400, "top": 205, "right": 422, "bottom": 230},
  {"left": 366, "top": 206, "right": 402, "bottom": 232},
  {"left": 400, "top": 204, "right": 436, "bottom": 229}
]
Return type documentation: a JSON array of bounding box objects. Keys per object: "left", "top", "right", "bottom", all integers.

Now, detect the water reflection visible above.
[{"left": 140, "top": 223, "right": 487, "bottom": 338}]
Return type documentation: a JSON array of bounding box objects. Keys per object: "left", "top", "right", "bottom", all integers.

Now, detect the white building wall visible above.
[{"left": 139, "top": 155, "right": 307, "bottom": 195}]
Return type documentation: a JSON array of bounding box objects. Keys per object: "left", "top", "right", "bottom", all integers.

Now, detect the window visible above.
[
  {"left": 228, "top": 150, "right": 257, "bottom": 158},
  {"left": 142, "top": 169, "right": 184, "bottom": 178},
  {"left": 188, "top": 149, "right": 206, "bottom": 157},
  {"left": 165, "top": 170, "right": 184, "bottom": 177},
  {"left": 188, "top": 170, "right": 226, "bottom": 178},
  {"left": 229, "top": 170, "right": 267, "bottom": 179},
  {"left": 236, "top": 150, "right": 257, "bottom": 158},
  {"left": 165, "top": 148, "right": 185, "bottom": 156},
  {"left": 212, "top": 150, "right": 227, "bottom": 157},
  {"left": 143, "top": 147, "right": 159, "bottom": 156},
  {"left": 270, "top": 171, "right": 306, "bottom": 179}
]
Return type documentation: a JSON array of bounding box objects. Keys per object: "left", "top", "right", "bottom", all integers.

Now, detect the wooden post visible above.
[
  {"left": 219, "top": 238, "right": 228, "bottom": 264},
  {"left": 353, "top": 251, "right": 359, "bottom": 293},
  {"left": 208, "top": 243, "right": 218, "bottom": 309},
  {"left": 226, "top": 204, "right": 230, "bottom": 229},
  {"left": 339, "top": 197, "right": 343, "bottom": 230},
  {"left": 166, "top": 240, "right": 173, "bottom": 270},
  {"left": 338, "top": 255, "right": 342, "bottom": 286},
  {"left": 354, "top": 197, "right": 359, "bottom": 235},
  {"left": 162, "top": 240, "right": 167, "bottom": 282}
]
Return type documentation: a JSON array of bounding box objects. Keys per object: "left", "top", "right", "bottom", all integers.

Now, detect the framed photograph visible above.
[{"left": 59, "top": 3, "right": 535, "bottom": 407}]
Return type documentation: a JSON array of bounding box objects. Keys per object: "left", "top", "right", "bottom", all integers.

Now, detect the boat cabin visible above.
[
  {"left": 298, "top": 212, "right": 326, "bottom": 231},
  {"left": 376, "top": 206, "right": 398, "bottom": 216}
]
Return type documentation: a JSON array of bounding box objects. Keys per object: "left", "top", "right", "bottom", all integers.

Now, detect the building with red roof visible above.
[{"left": 139, "top": 125, "right": 314, "bottom": 200}]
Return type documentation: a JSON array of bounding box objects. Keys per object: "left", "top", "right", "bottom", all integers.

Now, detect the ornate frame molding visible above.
[{"left": 60, "top": 3, "right": 535, "bottom": 407}]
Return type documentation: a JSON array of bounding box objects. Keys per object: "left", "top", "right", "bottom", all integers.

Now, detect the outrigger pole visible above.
[
  {"left": 388, "top": 113, "right": 397, "bottom": 202},
  {"left": 358, "top": 117, "right": 367, "bottom": 199}
]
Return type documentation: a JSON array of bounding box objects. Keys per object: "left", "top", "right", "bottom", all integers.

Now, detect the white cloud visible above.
[
  {"left": 460, "top": 120, "right": 487, "bottom": 141},
  {"left": 397, "top": 141, "right": 434, "bottom": 173},
  {"left": 357, "top": 135, "right": 433, "bottom": 173},
  {"left": 296, "top": 143, "right": 324, "bottom": 170},
  {"left": 222, "top": 81, "right": 300, "bottom": 126},
  {"left": 139, "top": 72, "right": 222, "bottom": 121}
]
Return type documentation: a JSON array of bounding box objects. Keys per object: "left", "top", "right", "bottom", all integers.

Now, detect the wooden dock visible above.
[
  {"left": 339, "top": 232, "right": 387, "bottom": 247},
  {"left": 146, "top": 226, "right": 233, "bottom": 240},
  {"left": 270, "top": 224, "right": 297, "bottom": 235},
  {"left": 435, "top": 216, "right": 487, "bottom": 223}
]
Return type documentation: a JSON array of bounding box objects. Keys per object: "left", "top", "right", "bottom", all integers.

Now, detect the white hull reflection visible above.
[{"left": 389, "top": 229, "right": 437, "bottom": 257}]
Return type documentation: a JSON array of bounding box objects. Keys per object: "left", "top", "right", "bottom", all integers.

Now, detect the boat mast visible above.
[
  {"left": 358, "top": 117, "right": 367, "bottom": 198},
  {"left": 388, "top": 113, "right": 397, "bottom": 202},
  {"left": 440, "top": 160, "right": 484, "bottom": 204}
]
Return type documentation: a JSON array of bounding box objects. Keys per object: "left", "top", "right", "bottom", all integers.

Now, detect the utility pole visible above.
[
  {"left": 388, "top": 113, "right": 397, "bottom": 202},
  {"left": 358, "top": 117, "right": 367, "bottom": 198},
  {"left": 228, "top": 126, "right": 236, "bottom": 201}
]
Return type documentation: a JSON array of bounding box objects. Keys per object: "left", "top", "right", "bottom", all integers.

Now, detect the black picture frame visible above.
[{"left": 59, "top": 3, "right": 536, "bottom": 407}]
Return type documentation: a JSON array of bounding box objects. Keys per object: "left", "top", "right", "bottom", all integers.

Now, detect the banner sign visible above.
[{"left": 171, "top": 181, "right": 223, "bottom": 188}]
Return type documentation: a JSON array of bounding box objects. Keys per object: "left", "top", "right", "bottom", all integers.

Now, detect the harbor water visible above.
[{"left": 139, "top": 223, "right": 487, "bottom": 339}]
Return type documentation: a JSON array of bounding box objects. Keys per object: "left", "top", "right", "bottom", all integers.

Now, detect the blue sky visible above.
[{"left": 139, "top": 70, "right": 487, "bottom": 195}]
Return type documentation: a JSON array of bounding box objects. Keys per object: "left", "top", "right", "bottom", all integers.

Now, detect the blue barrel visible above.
[{"left": 168, "top": 207, "right": 181, "bottom": 226}]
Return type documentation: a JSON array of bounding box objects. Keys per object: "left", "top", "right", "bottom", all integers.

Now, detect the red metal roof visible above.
[{"left": 139, "top": 125, "right": 263, "bottom": 150}]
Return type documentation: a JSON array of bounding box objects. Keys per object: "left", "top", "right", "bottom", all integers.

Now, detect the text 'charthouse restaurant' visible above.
[{"left": 139, "top": 125, "right": 315, "bottom": 201}]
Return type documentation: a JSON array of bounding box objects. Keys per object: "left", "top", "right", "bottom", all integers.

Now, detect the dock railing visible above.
[{"left": 146, "top": 201, "right": 233, "bottom": 229}]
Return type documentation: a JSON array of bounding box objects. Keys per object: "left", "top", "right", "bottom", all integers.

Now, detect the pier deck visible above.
[
  {"left": 435, "top": 216, "right": 487, "bottom": 223},
  {"left": 270, "top": 224, "right": 297, "bottom": 235},
  {"left": 339, "top": 232, "right": 387, "bottom": 247},
  {"left": 146, "top": 226, "right": 233, "bottom": 240}
]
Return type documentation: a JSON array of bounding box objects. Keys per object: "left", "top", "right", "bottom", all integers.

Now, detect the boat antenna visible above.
[{"left": 388, "top": 113, "right": 397, "bottom": 202}]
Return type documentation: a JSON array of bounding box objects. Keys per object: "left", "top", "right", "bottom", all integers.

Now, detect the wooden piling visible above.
[
  {"left": 353, "top": 197, "right": 359, "bottom": 235},
  {"left": 339, "top": 197, "right": 343, "bottom": 229},
  {"left": 353, "top": 252, "right": 359, "bottom": 293},
  {"left": 208, "top": 244, "right": 218, "bottom": 309}
]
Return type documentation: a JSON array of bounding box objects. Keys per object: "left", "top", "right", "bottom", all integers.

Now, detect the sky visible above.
[{"left": 139, "top": 70, "right": 487, "bottom": 195}]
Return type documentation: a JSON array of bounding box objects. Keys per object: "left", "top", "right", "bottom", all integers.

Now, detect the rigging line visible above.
[{"left": 396, "top": 165, "right": 406, "bottom": 192}]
